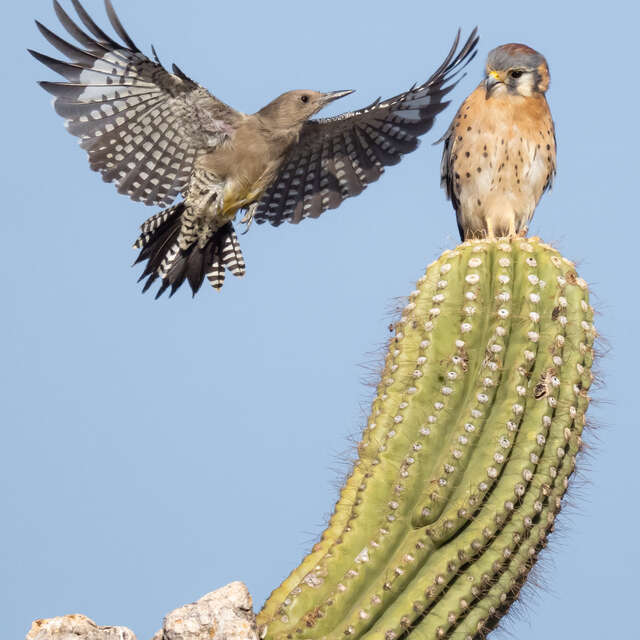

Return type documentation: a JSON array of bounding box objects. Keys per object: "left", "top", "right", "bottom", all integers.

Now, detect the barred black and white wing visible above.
[
  {"left": 253, "top": 29, "right": 479, "bottom": 227},
  {"left": 31, "top": 0, "right": 240, "bottom": 207}
]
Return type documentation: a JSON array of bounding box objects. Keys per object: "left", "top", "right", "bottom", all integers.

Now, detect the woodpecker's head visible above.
[
  {"left": 484, "top": 44, "right": 549, "bottom": 98},
  {"left": 258, "top": 89, "right": 354, "bottom": 129}
]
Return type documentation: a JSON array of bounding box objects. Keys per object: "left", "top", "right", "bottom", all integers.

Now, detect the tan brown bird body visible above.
[
  {"left": 32, "top": 0, "right": 478, "bottom": 297},
  {"left": 441, "top": 43, "right": 556, "bottom": 239}
]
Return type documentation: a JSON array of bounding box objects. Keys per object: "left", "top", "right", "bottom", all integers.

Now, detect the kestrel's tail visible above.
[{"left": 134, "top": 203, "right": 246, "bottom": 298}]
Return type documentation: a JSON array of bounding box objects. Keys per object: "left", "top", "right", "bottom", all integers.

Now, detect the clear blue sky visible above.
[{"left": 2, "top": 1, "right": 637, "bottom": 638}]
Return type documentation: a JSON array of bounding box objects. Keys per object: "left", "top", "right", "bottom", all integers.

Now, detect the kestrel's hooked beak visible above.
[
  {"left": 485, "top": 69, "right": 504, "bottom": 97},
  {"left": 321, "top": 89, "right": 355, "bottom": 105}
]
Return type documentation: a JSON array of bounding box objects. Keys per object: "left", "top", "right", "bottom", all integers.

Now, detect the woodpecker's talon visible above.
[{"left": 240, "top": 203, "right": 258, "bottom": 234}]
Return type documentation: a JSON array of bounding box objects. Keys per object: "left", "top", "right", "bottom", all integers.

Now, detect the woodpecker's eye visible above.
[
  {"left": 300, "top": 95, "right": 309, "bottom": 103},
  {"left": 510, "top": 70, "right": 524, "bottom": 79}
]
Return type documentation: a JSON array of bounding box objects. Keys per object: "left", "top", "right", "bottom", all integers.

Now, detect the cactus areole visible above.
[{"left": 258, "top": 238, "right": 595, "bottom": 640}]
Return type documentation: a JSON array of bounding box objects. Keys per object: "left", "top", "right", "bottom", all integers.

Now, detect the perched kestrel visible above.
[
  {"left": 440, "top": 44, "right": 556, "bottom": 239},
  {"left": 31, "top": 0, "right": 478, "bottom": 297}
]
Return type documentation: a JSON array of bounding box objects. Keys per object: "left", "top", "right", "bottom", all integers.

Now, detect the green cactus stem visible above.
[{"left": 258, "top": 237, "right": 595, "bottom": 640}]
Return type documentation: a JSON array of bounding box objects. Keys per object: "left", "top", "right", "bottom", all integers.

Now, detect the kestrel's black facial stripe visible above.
[
  {"left": 505, "top": 68, "right": 531, "bottom": 91},
  {"left": 533, "top": 68, "right": 545, "bottom": 91}
]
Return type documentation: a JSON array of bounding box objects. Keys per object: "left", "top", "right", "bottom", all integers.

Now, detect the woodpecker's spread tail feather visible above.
[{"left": 134, "top": 204, "right": 246, "bottom": 298}]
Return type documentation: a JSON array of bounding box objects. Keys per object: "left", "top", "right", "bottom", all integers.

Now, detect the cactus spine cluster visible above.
[{"left": 258, "top": 237, "right": 595, "bottom": 640}]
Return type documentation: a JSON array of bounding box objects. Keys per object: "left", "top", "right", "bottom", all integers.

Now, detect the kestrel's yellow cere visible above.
[{"left": 440, "top": 43, "right": 556, "bottom": 239}]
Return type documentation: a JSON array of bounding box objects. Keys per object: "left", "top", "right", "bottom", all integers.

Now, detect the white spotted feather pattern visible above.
[
  {"left": 31, "top": 0, "right": 240, "bottom": 208},
  {"left": 254, "top": 28, "right": 479, "bottom": 227}
]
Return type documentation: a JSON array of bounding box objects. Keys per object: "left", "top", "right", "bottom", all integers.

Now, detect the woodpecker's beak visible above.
[
  {"left": 485, "top": 70, "right": 504, "bottom": 97},
  {"left": 322, "top": 89, "right": 355, "bottom": 104}
]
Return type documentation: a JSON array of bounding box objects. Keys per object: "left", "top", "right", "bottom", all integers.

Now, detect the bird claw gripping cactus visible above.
[{"left": 257, "top": 237, "right": 595, "bottom": 640}]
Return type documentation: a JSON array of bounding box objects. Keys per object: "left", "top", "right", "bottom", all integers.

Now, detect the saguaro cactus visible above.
[{"left": 258, "top": 237, "right": 595, "bottom": 640}]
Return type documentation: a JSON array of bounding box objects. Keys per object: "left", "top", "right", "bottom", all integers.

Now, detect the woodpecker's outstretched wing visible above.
[
  {"left": 253, "top": 29, "right": 479, "bottom": 227},
  {"left": 31, "top": 0, "right": 240, "bottom": 207}
]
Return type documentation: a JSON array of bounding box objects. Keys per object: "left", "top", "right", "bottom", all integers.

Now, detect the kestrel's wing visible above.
[
  {"left": 30, "top": 0, "right": 241, "bottom": 207},
  {"left": 439, "top": 91, "right": 471, "bottom": 219},
  {"left": 252, "top": 28, "right": 479, "bottom": 227}
]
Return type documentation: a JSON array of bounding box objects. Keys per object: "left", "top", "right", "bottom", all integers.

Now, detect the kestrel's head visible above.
[{"left": 484, "top": 44, "right": 550, "bottom": 97}]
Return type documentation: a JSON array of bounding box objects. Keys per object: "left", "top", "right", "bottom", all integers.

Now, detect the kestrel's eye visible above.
[
  {"left": 300, "top": 95, "right": 309, "bottom": 103},
  {"left": 510, "top": 70, "right": 524, "bottom": 79}
]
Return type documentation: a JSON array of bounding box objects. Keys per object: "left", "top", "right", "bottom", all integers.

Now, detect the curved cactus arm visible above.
[{"left": 258, "top": 238, "right": 595, "bottom": 640}]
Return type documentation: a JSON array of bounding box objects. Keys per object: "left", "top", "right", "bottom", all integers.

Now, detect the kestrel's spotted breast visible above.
[{"left": 441, "top": 43, "right": 556, "bottom": 239}]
